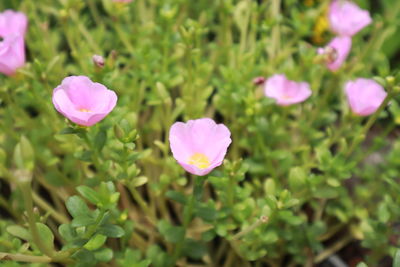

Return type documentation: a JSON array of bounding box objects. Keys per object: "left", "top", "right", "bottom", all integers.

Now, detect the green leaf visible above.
[
  {"left": 195, "top": 204, "right": 217, "bottom": 222},
  {"left": 356, "top": 262, "right": 368, "bottom": 267},
  {"left": 378, "top": 203, "right": 390, "bottom": 223},
  {"left": 71, "top": 215, "right": 96, "bottom": 227},
  {"left": 58, "top": 224, "right": 76, "bottom": 241},
  {"left": 288, "top": 167, "right": 307, "bottom": 189},
  {"left": 36, "top": 223, "right": 55, "bottom": 252},
  {"left": 74, "top": 150, "right": 93, "bottom": 162},
  {"left": 131, "top": 176, "right": 148, "bottom": 187},
  {"left": 72, "top": 249, "right": 95, "bottom": 263},
  {"left": 84, "top": 234, "right": 107, "bottom": 251},
  {"left": 146, "top": 245, "right": 172, "bottom": 267},
  {"left": 313, "top": 186, "right": 338, "bottom": 199},
  {"left": 6, "top": 225, "right": 31, "bottom": 241},
  {"left": 94, "top": 130, "right": 107, "bottom": 152},
  {"left": 77, "top": 186, "right": 101, "bottom": 205},
  {"left": 394, "top": 249, "right": 400, "bottom": 267},
  {"left": 66, "top": 196, "right": 91, "bottom": 218},
  {"left": 263, "top": 179, "right": 276, "bottom": 195},
  {"left": 166, "top": 190, "right": 187, "bottom": 204},
  {"left": 98, "top": 224, "right": 125, "bottom": 238},
  {"left": 13, "top": 136, "right": 34, "bottom": 171},
  {"left": 59, "top": 127, "right": 80, "bottom": 135},
  {"left": 182, "top": 239, "right": 207, "bottom": 259},
  {"left": 94, "top": 247, "right": 113, "bottom": 262},
  {"left": 157, "top": 220, "right": 185, "bottom": 243}
]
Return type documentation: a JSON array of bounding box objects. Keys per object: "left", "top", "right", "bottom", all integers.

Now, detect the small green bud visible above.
[
  {"left": 13, "top": 136, "right": 34, "bottom": 171},
  {"left": 386, "top": 76, "right": 395, "bottom": 86},
  {"left": 114, "top": 124, "right": 125, "bottom": 141}
]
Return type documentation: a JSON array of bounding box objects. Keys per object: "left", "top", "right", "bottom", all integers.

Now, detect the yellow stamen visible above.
[
  {"left": 79, "top": 108, "right": 91, "bottom": 112},
  {"left": 188, "top": 153, "right": 210, "bottom": 169}
]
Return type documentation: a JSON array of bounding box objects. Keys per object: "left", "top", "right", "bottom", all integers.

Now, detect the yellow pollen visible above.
[
  {"left": 79, "top": 108, "right": 91, "bottom": 112},
  {"left": 282, "top": 94, "right": 292, "bottom": 100},
  {"left": 188, "top": 153, "right": 210, "bottom": 169}
]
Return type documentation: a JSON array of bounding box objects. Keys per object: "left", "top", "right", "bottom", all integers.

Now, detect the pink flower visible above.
[
  {"left": 328, "top": 0, "right": 372, "bottom": 36},
  {"left": 0, "top": 10, "right": 28, "bottom": 76},
  {"left": 169, "top": 118, "right": 232, "bottom": 176},
  {"left": 92, "top": 54, "right": 105, "bottom": 68},
  {"left": 345, "top": 78, "right": 387, "bottom": 116},
  {"left": 0, "top": 35, "right": 25, "bottom": 76},
  {"left": 318, "top": 36, "right": 352, "bottom": 71},
  {"left": 264, "top": 74, "right": 312, "bottom": 106},
  {"left": 0, "top": 10, "right": 28, "bottom": 37},
  {"left": 52, "top": 76, "right": 118, "bottom": 126}
]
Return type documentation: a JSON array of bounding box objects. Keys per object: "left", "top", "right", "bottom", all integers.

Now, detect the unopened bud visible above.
[
  {"left": 253, "top": 76, "right": 266, "bottom": 86},
  {"left": 92, "top": 55, "right": 105, "bottom": 68},
  {"left": 386, "top": 76, "right": 395, "bottom": 86}
]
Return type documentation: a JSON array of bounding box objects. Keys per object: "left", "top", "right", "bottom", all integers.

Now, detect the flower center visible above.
[
  {"left": 188, "top": 153, "right": 210, "bottom": 169},
  {"left": 282, "top": 94, "right": 293, "bottom": 100},
  {"left": 324, "top": 47, "right": 338, "bottom": 63},
  {"left": 78, "top": 108, "right": 91, "bottom": 112}
]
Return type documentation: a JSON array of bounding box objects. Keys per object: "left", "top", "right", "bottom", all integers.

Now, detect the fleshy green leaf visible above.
[
  {"left": 77, "top": 186, "right": 101, "bottom": 205},
  {"left": 84, "top": 234, "right": 107, "bottom": 251}
]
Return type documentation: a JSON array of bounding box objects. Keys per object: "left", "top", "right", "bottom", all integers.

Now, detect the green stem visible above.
[
  {"left": 172, "top": 176, "right": 206, "bottom": 264},
  {"left": 19, "top": 181, "right": 55, "bottom": 257},
  {"left": 69, "top": 11, "right": 101, "bottom": 53},
  {"left": 314, "top": 235, "right": 353, "bottom": 264},
  {"left": 0, "top": 252, "right": 52, "bottom": 263},
  {"left": 80, "top": 130, "right": 105, "bottom": 180},
  {"left": 346, "top": 92, "right": 394, "bottom": 157},
  {"left": 84, "top": 209, "right": 106, "bottom": 239},
  {"left": 231, "top": 216, "right": 269, "bottom": 241},
  {"left": 87, "top": 0, "right": 102, "bottom": 26},
  {"left": 32, "top": 192, "right": 69, "bottom": 224}
]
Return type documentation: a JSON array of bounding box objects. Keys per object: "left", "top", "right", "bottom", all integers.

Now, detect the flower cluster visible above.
[
  {"left": 318, "top": 0, "right": 372, "bottom": 71},
  {"left": 3, "top": 0, "right": 387, "bottom": 178},
  {"left": 0, "top": 10, "right": 27, "bottom": 76}
]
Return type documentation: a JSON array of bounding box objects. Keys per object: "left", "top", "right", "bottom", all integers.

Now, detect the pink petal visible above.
[
  {"left": 52, "top": 76, "right": 118, "bottom": 126},
  {"left": 329, "top": 0, "right": 372, "bottom": 36},
  {"left": 169, "top": 118, "right": 232, "bottom": 176},
  {"left": 345, "top": 78, "right": 387, "bottom": 116},
  {"left": 264, "top": 74, "right": 312, "bottom": 106}
]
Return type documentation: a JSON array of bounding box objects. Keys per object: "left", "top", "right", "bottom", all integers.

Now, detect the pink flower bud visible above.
[
  {"left": 345, "top": 78, "right": 387, "bottom": 116},
  {"left": 253, "top": 76, "right": 266, "bottom": 86},
  {"left": 328, "top": 0, "right": 372, "bottom": 37},
  {"left": 0, "top": 10, "right": 28, "bottom": 37},
  {"left": 169, "top": 118, "right": 232, "bottom": 176},
  {"left": 318, "top": 36, "right": 352, "bottom": 71},
  {"left": 264, "top": 74, "right": 312, "bottom": 106},
  {"left": 52, "top": 76, "right": 118, "bottom": 126},
  {"left": 92, "top": 54, "right": 105, "bottom": 68},
  {"left": 0, "top": 35, "right": 25, "bottom": 76}
]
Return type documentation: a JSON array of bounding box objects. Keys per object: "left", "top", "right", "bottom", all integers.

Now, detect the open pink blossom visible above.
[
  {"left": 264, "top": 74, "right": 312, "bottom": 106},
  {"left": 0, "top": 35, "right": 25, "bottom": 76},
  {"left": 318, "top": 36, "right": 352, "bottom": 71},
  {"left": 328, "top": 0, "right": 372, "bottom": 36},
  {"left": 169, "top": 118, "right": 232, "bottom": 176},
  {"left": 0, "top": 10, "right": 28, "bottom": 37},
  {"left": 52, "top": 76, "right": 118, "bottom": 126},
  {"left": 345, "top": 78, "right": 387, "bottom": 116},
  {"left": 0, "top": 10, "right": 28, "bottom": 76}
]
